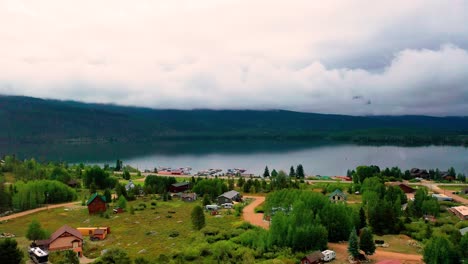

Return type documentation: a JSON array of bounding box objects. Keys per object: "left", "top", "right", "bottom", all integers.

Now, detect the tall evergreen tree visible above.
[
  {"left": 0, "top": 238, "right": 23, "bottom": 264},
  {"left": 359, "top": 228, "right": 375, "bottom": 256},
  {"left": 103, "top": 189, "right": 112, "bottom": 204},
  {"left": 271, "top": 169, "right": 278, "bottom": 178},
  {"left": 348, "top": 228, "right": 360, "bottom": 259},
  {"left": 289, "top": 166, "right": 296, "bottom": 178},
  {"left": 296, "top": 164, "right": 305, "bottom": 179},
  {"left": 191, "top": 205, "right": 206, "bottom": 230},
  {"left": 263, "top": 166, "right": 270, "bottom": 178},
  {"left": 359, "top": 207, "right": 367, "bottom": 229}
]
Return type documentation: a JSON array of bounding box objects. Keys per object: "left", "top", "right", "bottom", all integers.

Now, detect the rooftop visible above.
[
  {"left": 219, "top": 190, "right": 240, "bottom": 199},
  {"left": 451, "top": 205, "right": 468, "bottom": 216}
]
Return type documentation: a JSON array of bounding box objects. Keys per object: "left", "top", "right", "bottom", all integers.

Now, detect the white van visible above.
[
  {"left": 321, "top": 250, "right": 336, "bottom": 262},
  {"left": 205, "top": 204, "right": 219, "bottom": 211}
]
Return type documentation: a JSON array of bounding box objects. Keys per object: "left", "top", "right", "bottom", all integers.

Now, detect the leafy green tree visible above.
[
  {"left": 289, "top": 166, "right": 296, "bottom": 178},
  {"left": 122, "top": 170, "right": 130, "bottom": 180},
  {"left": 117, "top": 196, "right": 127, "bottom": 210},
  {"left": 103, "top": 189, "right": 112, "bottom": 204},
  {"left": 263, "top": 166, "right": 270, "bottom": 178},
  {"left": 447, "top": 167, "right": 456, "bottom": 177},
  {"left": 202, "top": 194, "right": 211, "bottom": 206},
  {"left": 460, "top": 233, "right": 468, "bottom": 259},
  {"left": 359, "top": 228, "right": 376, "bottom": 256},
  {"left": 26, "top": 219, "right": 48, "bottom": 241},
  {"left": 296, "top": 164, "right": 305, "bottom": 179},
  {"left": 271, "top": 169, "right": 278, "bottom": 178},
  {"left": 0, "top": 238, "right": 23, "bottom": 264},
  {"left": 51, "top": 250, "right": 79, "bottom": 264},
  {"left": 348, "top": 228, "right": 360, "bottom": 259},
  {"left": 423, "top": 236, "right": 460, "bottom": 264},
  {"left": 191, "top": 205, "right": 206, "bottom": 230},
  {"left": 98, "top": 248, "right": 131, "bottom": 264}
]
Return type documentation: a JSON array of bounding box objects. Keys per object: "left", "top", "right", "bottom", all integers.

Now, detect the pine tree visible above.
[
  {"left": 348, "top": 228, "right": 360, "bottom": 259},
  {"left": 359, "top": 207, "right": 367, "bottom": 229},
  {"left": 191, "top": 205, "right": 206, "bottom": 230},
  {"left": 103, "top": 189, "right": 112, "bottom": 204},
  {"left": 289, "top": 166, "right": 296, "bottom": 178},
  {"left": 296, "top": 164, "right": 305, "bottom": 179},
  {"left": 359, "top": 228, "right": 376, "bottom": 256},
  {"left": 271, "top": 169, "right": 278, "bottom": 178},
  {"left": 263, "top": 166, "right": 270, "bottom": 178},
  {"left": 0, "top": 238, "right": 23, "bottom": 264}
]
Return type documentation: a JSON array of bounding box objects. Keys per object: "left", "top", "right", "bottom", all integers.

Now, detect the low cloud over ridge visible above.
[{"left": 0, "top": 0, "right": 467, "bottom": 116}]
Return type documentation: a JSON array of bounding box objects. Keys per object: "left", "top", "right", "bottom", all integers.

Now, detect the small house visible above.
[
  {"left": 125, "top": 180, "right": 135, "bottom": 191},
  {"left": 181, "top": 193, "right": 197, "bottom": 202},
  {"left": 329, "top": 189, "right": 347, "bottom": 203},
  {"left": 37, "top": 225, "right": 83, "bottom": 257},
  {"left": 301, "top": 251, "right": 324, "bottom": 264},
  {"left": 169, "top": 182, "right": 191, "bottom": 193},
  {"left": 86, "top": 193, "right": 107, "bottom": 214},
  {"left": 217, "top": 190, "right": 241, "bottom": 205},
  {"left": 410, "top": 168, "right": 429, "bottom": 179}
]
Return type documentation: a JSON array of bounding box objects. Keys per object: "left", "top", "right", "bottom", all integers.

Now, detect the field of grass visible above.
[
  {"left": 0, "top": 197, "right": 240, "bottom": 260},
  {"left": 373, "top": 234, "right": 422, "bottom": 255}
]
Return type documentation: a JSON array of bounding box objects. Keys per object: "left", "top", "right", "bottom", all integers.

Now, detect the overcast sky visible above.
[{"left": 1, "top": 0, "right": 467, "bottom": 116}]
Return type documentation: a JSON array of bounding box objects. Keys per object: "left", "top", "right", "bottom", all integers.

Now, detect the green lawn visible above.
[
  {"left": 0, "top": 198, "right": 239, "bottom": 260},
  {"left": 438, "top": 185, "right": 468, "bottom": 198}
]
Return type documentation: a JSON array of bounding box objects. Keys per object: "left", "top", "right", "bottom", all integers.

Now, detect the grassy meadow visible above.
[{"left": 0, "top": 197, "right": 241, "bottom": 260}]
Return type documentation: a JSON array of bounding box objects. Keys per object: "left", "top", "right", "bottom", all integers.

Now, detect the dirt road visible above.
[
  {"left": 0, "top": 202, "right": 80, "bottom": 221},
  {"left": 329, "top": 242, "right": 423, "bottom": 263},
  {"left": 422, "top": 182, "right": 468, "bottom": 205},
  {"left": 242, "top": 195, "right": 269, "bottom": 229}
]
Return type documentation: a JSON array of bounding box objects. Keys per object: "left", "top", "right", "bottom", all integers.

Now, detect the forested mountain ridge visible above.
[{"left": 0, "top": 95, "right": 467, "bottom": 145}]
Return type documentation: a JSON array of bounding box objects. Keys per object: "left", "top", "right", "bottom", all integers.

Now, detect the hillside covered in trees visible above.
[{"left": 1, "top": 95, "right": 467, "bottom": 145}]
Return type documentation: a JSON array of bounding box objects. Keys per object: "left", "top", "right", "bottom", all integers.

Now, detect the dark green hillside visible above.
[{"left": 0, "top": 95, "right": 467, "bottom": 145}]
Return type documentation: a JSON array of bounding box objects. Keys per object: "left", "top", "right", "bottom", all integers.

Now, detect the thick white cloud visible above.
[{"left": 0, "top": 0, "right": 467, "bottom": 115}]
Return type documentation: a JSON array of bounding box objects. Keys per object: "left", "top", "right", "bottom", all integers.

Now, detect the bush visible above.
[
  {"left": 169, "top": 231, "right": 179, "bottom": 237},
  {"left": 202, "top": 227, "right": 220, "bottom": 236},
  {"left": 139, "top": 203, "right": 147, "bottom": 208},
  {"left": 151, "top": 202, "right": 156, "bottom": 206}
]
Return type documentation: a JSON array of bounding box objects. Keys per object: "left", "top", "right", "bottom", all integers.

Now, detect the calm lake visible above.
[{"left": 2, "top": 141, "right": 467, "bottom": 176}]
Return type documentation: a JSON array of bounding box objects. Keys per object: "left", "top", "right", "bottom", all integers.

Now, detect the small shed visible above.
[
  {"left": 329, "top": 189, "right": 347, "bottom": 203},
  {"left": 86, "top": 193, "right": 107, "bottom": 214},
  {"left": 169, "top": 182, "right": 191, "bottom": 193},
  {"left": 217, "top": 190, "right": 241, "bottom": 205},
  {"left": 181, "top": 193, "right": 197, "bottom": 202},
  {"left": 301, "top": 251, "right": 324, "bottom": 264}
]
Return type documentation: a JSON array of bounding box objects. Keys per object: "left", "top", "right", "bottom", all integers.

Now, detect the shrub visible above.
[
  {"left": 202, "top": 227, "right": 220, "bottom": 236},
  {"left": 169, "top": 231, "right": 179, "bottom": 237},
  {"left": 151, "top": 202, "right": 156, "bottom": 206}
]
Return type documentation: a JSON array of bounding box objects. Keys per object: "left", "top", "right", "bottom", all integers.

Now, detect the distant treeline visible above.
[{"left": 0, "top": 95, "right": 467, "bottom": 146}]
